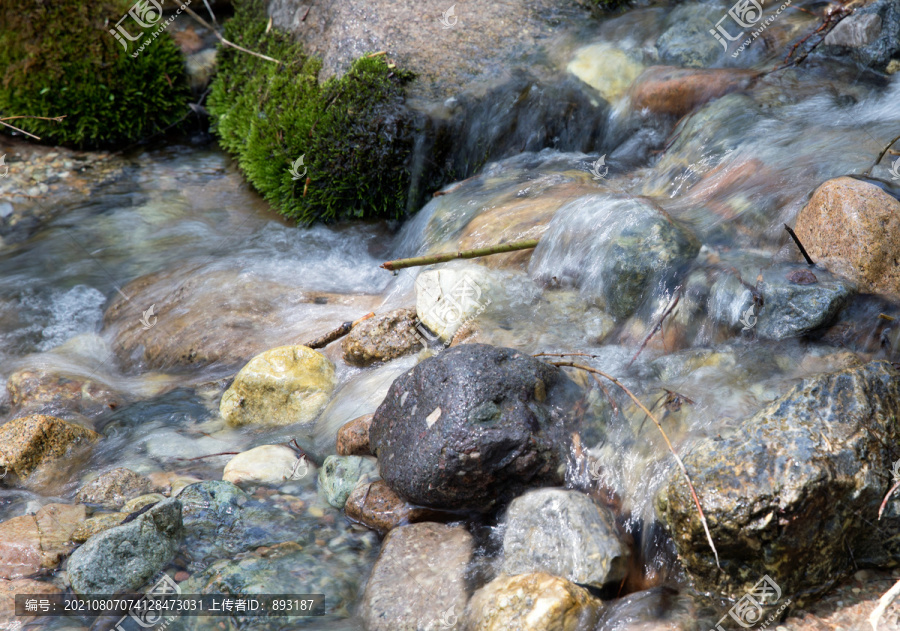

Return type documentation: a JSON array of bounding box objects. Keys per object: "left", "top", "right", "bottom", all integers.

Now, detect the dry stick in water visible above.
[
  {"left": 870, "top": 578, "right": 900, "bottom": 631},
  {"left": 866, "top": 131, "right": 900, "bottom": 176},
  {"left": 304, "top": 312, "right": 375, "bottom": 349},
  {"left": 182, "top": 6, "right": 282, "bottom": 64},
  {"left": 628, "top": 285, "right": 682, "bottom": 368},
  {"left": 381, "top": 239, "right": 540, "bottom": 271},
  {"left": 550, "top": 360, "right": 721, "bottom": 568}
]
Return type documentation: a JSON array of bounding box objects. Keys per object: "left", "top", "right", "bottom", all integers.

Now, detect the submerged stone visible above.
[{"left": 318, "top": 455, "right": 378, "bottom": 509}]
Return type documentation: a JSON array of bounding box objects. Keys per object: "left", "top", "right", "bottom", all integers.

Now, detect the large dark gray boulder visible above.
[
  {"left": 370, "top": 344, "right": 582, "bottom": 511},
  {"left": 656, "top": 360, "right": 900, "bottom": 606}
]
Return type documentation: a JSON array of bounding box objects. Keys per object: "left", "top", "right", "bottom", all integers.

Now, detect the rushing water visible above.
[{"left": 3, "top": 0, "right": 900, "bottom": 628}]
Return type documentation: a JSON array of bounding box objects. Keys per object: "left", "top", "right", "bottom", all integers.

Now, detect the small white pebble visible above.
[
  {"left": 852, "top": 587, "right": 861, "bottom": 594},
  {"left": 775, "top": 626, "right": 789, "bottom": 631},
  {"left": 836, "top": 600, "right": 844, "bottom": 606}
]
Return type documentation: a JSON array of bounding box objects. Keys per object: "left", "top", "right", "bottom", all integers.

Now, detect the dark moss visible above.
[
  {"left": 0, "top": 0, "right": 190, "bottom": 149},
  {"left": 208, "top": 0, "right": 418, "bottom": 224}
]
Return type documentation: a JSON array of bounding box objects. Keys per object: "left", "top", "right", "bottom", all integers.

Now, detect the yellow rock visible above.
[
  {"left": 567, "top": 43, "right": 645, "bottom": 102},
  {"left": 220, "top": 346, "right": 336, "bottom": 427}
]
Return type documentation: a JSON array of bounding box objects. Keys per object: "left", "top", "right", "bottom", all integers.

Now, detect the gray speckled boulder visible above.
[
  {"left": 501, "top": 488, "right": 629, "bottom": 588},
  {"left": 370, "top": 344, "right": 582, "bottom": 511},
  {"left": 318, "top": 455, "right": 378, "bottom": 509},
  {"left": 656, "top": 361, "right": 900, "bottom": 606},
  {"left": 341, "top": 308, "right": 421, "bottom": 366},
  {"left": 67, "top": 498, "right": 182, "bottom": 595}
]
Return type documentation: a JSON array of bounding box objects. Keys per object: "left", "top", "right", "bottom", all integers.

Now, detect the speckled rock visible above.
[
  {"left": 0, "top": 415, "right": 100, "bottom": 483},
  {"left": 75, "top": 468, "right": 152, "bottom": 509},
  {"left": 656, "top": 361, "right": 900, "bottom": 606},
  {"left": 336, "top": 414, "right": 374, "bottom": 456},
  {"left": 360, "top": 523, "right": 472, "bottom": 631},
  {"left": 223, "top": 445, "right": 312, "bottom": 486},
  {"left": 370, "top": 344, "right": 582, "bottom": 511},
  {"left": 6, "top": 368, "right": 124, "bottom": 419},
  {"left": 342, "top": 309, "right": 421, "bottom": 366},
  {"left": 501, "top": 489, "right": 629, "bottom": 589},
  {"left": 122, "top": 493, "right": 167, "bottom": 514},
  {"left": 220, "top": 345, "right": 336, "bottom": 427},
  {"left": 318, "top": 455, "right": 378, "bottom": 509},
  {"left": 71, "top": 512, "right": 127, "bottom": 543},
  {"left": 0, "top": 504, "right": 85, "bottom": 579},
  {"left": 464, "top": 572, "right": 602, "bottom": 631},
  {"left": 626, "top": 66, "right": 757, "bottom": 119},
  {"left": 794, "top": 177, "right": 900, "bottom": 296},
  {"left": 67, "top": 498, "right": 183, "bottom": 595},
  {"left": 345, "top": 480, "right": 439, "bottom": 535}
]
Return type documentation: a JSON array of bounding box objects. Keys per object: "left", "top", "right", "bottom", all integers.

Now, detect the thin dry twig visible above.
[
  {"left": 381, "top": 239, "right": 539, "bottom": 271},
  {"left": 866, "top": 131, "right": 900, "bottom": 177},
  {"left": 0, "top": 115, "right": 67, "bottom": 140},
  {"left": 879, "top": 479, "right": 900, "bottom": 520},
  {"left": 304, "top": 311, "right": 375, "bottom": 349},
  {"left": 870, "top": 577, "right": 900, "bottom": 630},
  {"left": 628, "top": 286, "right": 682, "bottom": 368},
  {"left": 182, "top": 6, "right": 282, "bottom": 64},
  {"left": 550, "top": 360, "right": 720, "bottom": 568}
]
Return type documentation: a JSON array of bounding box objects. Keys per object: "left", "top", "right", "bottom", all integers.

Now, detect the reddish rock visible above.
[
  {"left": 344, "top": 481, "right": 439, "bottom": 535},
  {"left": 336, "top": 414, "right": 374, "bottom": 456},
  {"left": 794, "top": 176, "right": 900, "bottom": 295},
  {"left": 0, "top": 577, "right": 63, "bottom": 626},
  {"left": 0, "top": 504, "right": 85, "bottom": 579},
  {"left": 627, "top": 66, "right": 757, "bottom": 118}
]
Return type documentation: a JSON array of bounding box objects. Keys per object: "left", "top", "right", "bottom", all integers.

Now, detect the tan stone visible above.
[
  {"left": 75, "top": 468, "right": 152, "bottom": 508},
  {"left": 223, "top": 445, "right": 311, "bottom": 486},
  {"left": 341, "top": 309, "right": 421, "bottom": 367},
  {"left": 567, "top": 43, "right": 646, "bottom": 102},
  {"left": 627, "top": 66, "right": 757, "bottom": 119},
  {"left": 464, "top": 572, "right": 602, "bottom": 631},
  {"left": 121, "top": 493, "right": 166, "bottom": 514},
  {"left": 220, "top": 345, "right": 336, "bottom": 427},
  {"left": 0, "top": 578, "right": 63, "bottom": 626},
  {"left": 0, "top": 415, "right": 100, "bottom": 481},
  {"left": 71, "top": 513, "right": 127, "bottom": 543},
  {"left": 794, "top": 176, "right": 900, "bottom": 295},
  {"left": 344, "top": 480, "right": 439, "bottom": 535},
  {"left": 336, "top": 414, "right": 373, "bottom": 456},
  {"left": 7, "top": 368, "right": 124, "bottom": 419},
  {"left": 0, "top": 504, "right": 86, "bottom": 579}
]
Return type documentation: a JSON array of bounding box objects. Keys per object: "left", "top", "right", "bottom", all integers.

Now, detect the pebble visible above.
[{"left": 174, "top": 571, "right": 190, "bottom": 582}]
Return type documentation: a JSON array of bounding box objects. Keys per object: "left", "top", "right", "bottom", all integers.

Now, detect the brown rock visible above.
[
  {"left": 336, "top": 414, "right": 373, "bottom": 456},
  {"left": 0, "top": 415, "right": 100, "bottom": 482},
  {"left": 71, "top": 513, "right": 127, "bottom": 543},
  {"left": 172, "top": 27, "right": 204, "bottom": 54},
  {"left": 0, "top": 578, "right": 62, "bottom": 626},
  {"left": 341, "top": 309, "right": 421, "bottom": 367},
  {"left": 7, "top": 368, "right": 124, "bottom": 419},
  {"left": 359, "top": 522, "right": 473, "bottom": 631},
  {"left": 75, "top": 468, "right": 152, "bottom": 509},
  {"left": 627, "top": 66, "right": 757, "bottom": 119},
  {"left": 464, "top": 572, "right": 602, "bottom": 631},
  {"left": 794, "top": 177, "right": 900, "bottom": 295},
  {"left": 344, "top": 480, "right": 439, "bottom": 535},
  {"left": 0, "top": 504, "right": 86, "bottom": 579}
]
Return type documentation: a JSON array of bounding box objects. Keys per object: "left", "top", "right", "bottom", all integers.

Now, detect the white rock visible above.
[
  {"left": 415, "top": 267, "right": 493, "bottom": 343},
  {"left": 223, "top": 445, "right": 313, "bottom": 487}
]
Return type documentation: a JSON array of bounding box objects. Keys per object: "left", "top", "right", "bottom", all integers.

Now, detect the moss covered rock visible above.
[
  {"left": 0, "top": 0, "right": 190, "bottom": 148},
  {"left": 208, "top": 0, "right": 417, "bottom": 224}
]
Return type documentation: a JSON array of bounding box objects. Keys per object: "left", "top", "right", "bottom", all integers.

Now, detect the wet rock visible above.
[
  {"left": 0, "top": 504, "right": 85, "bottom": 579},
  {"left": 0, "top": 578, "right": 63, "bottom": 628},
  {"left": 415, "top": 267, "right": 495, "bottom": 343},
  {"left": 464, "top": 572, "right": 602, "bottom": 631},
  {"left": 220, "top": 345, "right": 336, "bottom": 427},
  {"left": 185, "top": 49, "right": 217, "bottom": 92},
  {"left": 341, "top": 308, "right": 421, "bottom": 367},
  {"left": 825, "top": 13, "right": 882, "bottom": 47},
  {"left": 370, "top": 344, "right": 582, "bottom": 511},
  {"left": 359, "top": 523, "right": 472, "bottom": 631},
  {"left": 122, "top": 493, "right": 167, "bottom": 513},
  {"left": 7, "top": 368, "right": 124, "bottom": 419},
  {"left": 626, "top": 66, "right": 757, "bottom": 119},
  {"left": 345, "top": 480, "right": 439, "bottom": 535},
  {"left": 75, "top": 468, "right": 152, "bottom": 509},
  {"left": 318, "top": 455, "right": 378, "bottom": 509},
  {"left": 336, "top": 414, "right": 373, "bottom": 456},
  {"left": 71, "top": 513, "right": 127, "bottom": 544},
  {"left": 530, "top": 194, "right": 700, "bottom": 320},
  {"left": 818, "top": 0, "right": 900, "bottom": 69},
  {"left": 0, "top": 415, "right": 100, "bottom": 483},
  {"left": 102, "top": 267, "right": 380, "bottom": 371},
  {"left": 568, "top": 43, "right": 646, "bottom": 102},
  {"left": 223, "top": 445, "right": 312, "bottom": 487},
  {"left": 709, "top": 262, "right": 854, "bottom": 339},
  {"left": 656, "top": 361, "right": 900, "bottom": 605},
  {"left": 67, "top": 498, "right": 183, "bottom": 595},
  {"left": 794, "top": 177, "right": 900, "bottom": 295},
  {"left": 500, "top": 489, "right": 629, "bottom": 589}
]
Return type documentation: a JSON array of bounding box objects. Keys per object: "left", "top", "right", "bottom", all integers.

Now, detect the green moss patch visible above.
[
  {"left": 0, "top": 0, "right": 190, "bottom": 148},
  {"left": 208, "top": 0, "right": 418, "bottom": 224}
]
